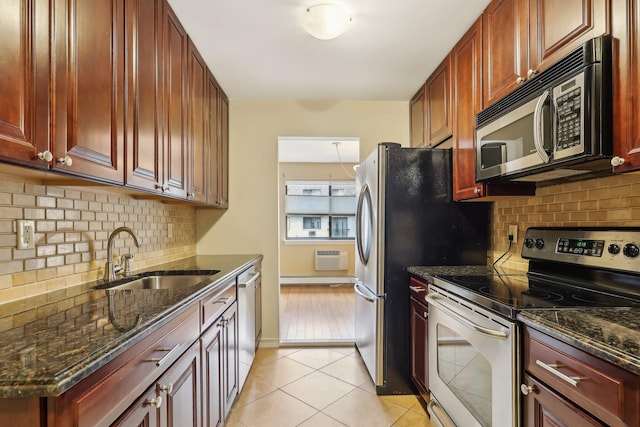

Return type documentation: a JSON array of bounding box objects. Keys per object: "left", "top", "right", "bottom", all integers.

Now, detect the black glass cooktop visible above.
[{"left": 430, "top": 273, "right": 640, "bottom": 319}]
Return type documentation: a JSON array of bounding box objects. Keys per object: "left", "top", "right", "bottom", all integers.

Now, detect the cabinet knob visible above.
[
  {"left": 520, "top": 384, "right": 534, "bottom": 396},
  {"left": 37, "top": 151, "right": 53, "bottom": 162},
  {"left": 516, "top": 76, "right": 525, "bottom": 84},
  {"left": 156, "top": 183, "right": 170, "bottom": 192},
  {"left": 58, "top": 156, "right": 73, "bottom": 166},
  {"left": 187, "top": 192, "right": 195, "bottom": 198},
  {"left": 527, "top": 69, "right": 538, "bottom": 79},
  {"left": 474, "top": 187, "right": 481, "bottom": 195},
  {"left": 145, "top": 395, "right": 162, "bottom": 408},
  {"left": 611, "top": 156, "right": 625, "bottom": 167},
  {"left": 159, "top": 383, "right": 173, "bottom": 394},
  {"left": 423, "top": 311, "right": 427, "bottom": 318}
]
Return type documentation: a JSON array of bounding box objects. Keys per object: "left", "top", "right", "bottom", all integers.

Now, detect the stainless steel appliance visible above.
[
  {"left": 354, "top": 143, "right": 489, "bottom": 395},
  {"left": 475, "top": 36, "right": 612, "bottom": 185},
  {"left": 238, "top": 265, "right": 260, "bottom": 390},
  {"left": 426, "top": 227, "right": 640, "bottom": 426}
]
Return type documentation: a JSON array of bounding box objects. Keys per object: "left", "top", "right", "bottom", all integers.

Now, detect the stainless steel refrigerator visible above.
[{"left": 354, "top": 143, "right": 488, "bottom": 395}]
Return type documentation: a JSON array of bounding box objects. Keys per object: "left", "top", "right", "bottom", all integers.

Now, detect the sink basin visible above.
[{"left": 95, "top": 273, "right": 218, "bottom": 291}]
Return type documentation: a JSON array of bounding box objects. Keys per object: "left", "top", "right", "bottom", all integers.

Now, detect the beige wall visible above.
[
  {"left": 0, "top": 168, "right": 196, "bottom": 302},
  {"left": 195, "top": 99, "right": 410, "bottom": 346},
  {"left": 279, "top": 163, "right": 357, "bottom": 278}
]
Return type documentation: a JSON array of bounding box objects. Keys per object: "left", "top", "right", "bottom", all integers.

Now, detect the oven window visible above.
[{"left": 436, "top": 324, "right": 492, "bottom": 427}]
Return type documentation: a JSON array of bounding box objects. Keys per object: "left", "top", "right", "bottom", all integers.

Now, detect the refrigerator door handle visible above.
[{"left": 354, "top": 281, "right": 378, "bottom": 303}]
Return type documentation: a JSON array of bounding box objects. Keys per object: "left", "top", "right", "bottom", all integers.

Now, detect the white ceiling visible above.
[
  {"left": 168, "top": 0, "right": 491, "bottom": 101},
  {"left": 278, "top": 137, "right": 360, "bottom": 163}
]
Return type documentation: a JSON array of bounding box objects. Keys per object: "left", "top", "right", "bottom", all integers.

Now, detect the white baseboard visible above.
[{"left": 280, "top": 276, "right": 355, "bottom": 285}]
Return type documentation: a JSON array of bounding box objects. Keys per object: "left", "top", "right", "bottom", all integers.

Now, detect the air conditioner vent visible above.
[{"left": 315, "top": 250, "right": 348, "bottom": 270}]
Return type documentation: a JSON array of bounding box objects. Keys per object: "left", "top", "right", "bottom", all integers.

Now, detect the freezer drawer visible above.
[{"left": 354, "top": 281, "right": 384, "bottom": 387}]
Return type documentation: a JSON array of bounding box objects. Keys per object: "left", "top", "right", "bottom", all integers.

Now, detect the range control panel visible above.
[{"left": 521, "top": 228, "right": 640, "bottom": 272}]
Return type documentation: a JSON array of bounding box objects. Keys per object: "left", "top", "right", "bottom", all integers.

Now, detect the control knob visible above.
[
  {"left": 608, "top": 244, "right": 621, "bottom": 255},
  {"left": 535, "top": 239, "right": 545, "bottom": 249},
  {"left": 623, "top": 243, "right": 640, "bottom": 258},
  {"left": 524, "top": 238, "right": 535, "bottom": 249}
]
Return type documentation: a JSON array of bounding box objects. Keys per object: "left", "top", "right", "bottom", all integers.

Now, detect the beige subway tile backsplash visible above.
[
  {"left": 490, "top": 173, "right": 640, "bottom": 271},
  {"left": 0, "top": 177, "right": 197, "bottom": 303}
]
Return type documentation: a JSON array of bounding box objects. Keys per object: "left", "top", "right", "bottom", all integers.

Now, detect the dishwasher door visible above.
[{"left": 237, "top": 268, "right": 258, "bottom": 391}]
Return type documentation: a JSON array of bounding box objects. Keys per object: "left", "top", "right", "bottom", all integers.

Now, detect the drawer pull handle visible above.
[
  {"left": 145, "top": 395, "right": 162, "bottom": 408},
  {"left": 535, "top": 360, "right": 580, "bottom": 387},
  {"left": 410, "top": 286, "right": 426, "bottom": 293},
  {"left": 145, "top": 344, "right": 181, "bottom": 367},
  {"left": 159, "top": 383, "right": 173, "bottom": 394}
]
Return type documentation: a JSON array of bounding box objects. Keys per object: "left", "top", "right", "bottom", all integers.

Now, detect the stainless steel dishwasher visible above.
[{"left": 237, "top": 265, "right": 260, "bottom": 391}]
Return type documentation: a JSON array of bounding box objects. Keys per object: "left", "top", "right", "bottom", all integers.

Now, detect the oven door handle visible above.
[{"left": 426, "top": 294, "right": 509, "bottom": 339}]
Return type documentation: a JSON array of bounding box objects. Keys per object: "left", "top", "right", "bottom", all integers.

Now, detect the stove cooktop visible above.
[{"left": 430, "top": 273, "right": 640, "bottom": 319}]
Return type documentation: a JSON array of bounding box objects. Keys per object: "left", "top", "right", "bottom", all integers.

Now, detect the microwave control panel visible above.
[{"left": 555, "top": 86, "right": 582, "bottom": 150}]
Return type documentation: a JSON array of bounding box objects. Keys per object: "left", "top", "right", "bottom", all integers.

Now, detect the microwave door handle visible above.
[{"left": 533, "top": 91, "right": 551, "bottom": 163}]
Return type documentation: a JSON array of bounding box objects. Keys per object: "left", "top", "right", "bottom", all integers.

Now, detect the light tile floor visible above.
[{"left": 228, "top": 347, "right": 433, "bottom": 427}]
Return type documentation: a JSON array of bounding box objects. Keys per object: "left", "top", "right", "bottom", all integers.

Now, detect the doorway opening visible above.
[{"left": 277, "top": 137, "right": 359, "bottom": 344}]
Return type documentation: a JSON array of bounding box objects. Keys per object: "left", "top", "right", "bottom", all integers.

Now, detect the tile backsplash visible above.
[
  {"left": 0, "top": 177, "right": 196, "bottom": 302},
  {"left": 490, "top": 173, "right": 640, "bottom": 272}
]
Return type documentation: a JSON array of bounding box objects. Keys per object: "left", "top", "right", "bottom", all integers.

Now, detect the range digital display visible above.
[{"left": 556, "top": 238, "right": 605, "bottom": 257}]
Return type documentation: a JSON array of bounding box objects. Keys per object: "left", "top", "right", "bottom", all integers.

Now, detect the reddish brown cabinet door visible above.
[
  {"left": 125, "top": 0, "right": 164, "bottom": 193},
  {"left": 112, "top": 386, "right": 161, "bottom": 427},
  {"left": 425, "top": 55, "right": 453, "bottom": 147},
  {"left": 161, "top": 341, "right": 201, "bottom": 427},
  {"left": 0, "top": 0, "right": 51, "bottom": 169},
  {"left": 452, "top": 18, "right": 485, "bottom": 200},
  {"left": 611, "top": 0, "right": 640, "bottom": 173},
  {"left": 201, "top": 317, "right": 224, "bottom": 427},
  {"left": 528, "top": 0, "right": 609, "bottom": 74},
  {"left": 409, "top": 85, "right": 425, "bottom": 148},
  {"left": 162, "top": 1, "right": 188, "bottom": 199},
  {"left": 222, "top": 303, "right": 238, "bottom": 417},
  {"left": 482, "top": 0, "right": 529, "bottom": 108},
  {"left": 207, "top": 72, "right": 221, "bottom": 207},
  {"left": 522, "top": 374, "right": 604, "bottom": 427},
  {"left": 52, "top": 0, "right": 125, "bottom": 183},
  {"left": 409, "top": 278, "right": 429, "bottom": 399},
  {"left": 187, "top": 39, "right": 208, "bottom": 204},
  {"left": 217, "top": 93, "right": 229, "bottom": 209}
]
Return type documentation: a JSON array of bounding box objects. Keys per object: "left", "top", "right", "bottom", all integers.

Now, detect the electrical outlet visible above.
[
  {"left": 508, "top": 224, "right": 518, "bottom": 243},
  {"left": 168, "top": 223, "right": 173, "bottom": 238},
  {"left": 17, "top": 220, "right": 35, "bottom": 249}
]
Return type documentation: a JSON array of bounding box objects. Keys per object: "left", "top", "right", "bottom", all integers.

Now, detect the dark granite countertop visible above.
[
  {"left": 0, "top": 254, "right": 262, "bottom": 398},
  {"left": 409, "top": 265, "right": 640, "bottom": 375}
]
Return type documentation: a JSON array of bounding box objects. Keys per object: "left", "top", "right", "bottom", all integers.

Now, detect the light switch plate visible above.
[
  {"left": 17, "top": 220, "right": 35, "bottom": 249},
  {"left": 168, "top": 223, "right": 173, "bottom": 238}
]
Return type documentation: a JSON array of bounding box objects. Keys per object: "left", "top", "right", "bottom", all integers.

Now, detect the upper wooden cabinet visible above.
[
  {"left": 187, "top": 39, "right": 208, "bottom": 204},
  {"left": 483, "top": 0, "right": 609, "bottom": 107},
  {"left": 52, "top": 0, "right": 126, "bottom": 183},
  {"left": 0, "top": 0, "right": 51, "bottom": 169},
  {"left": 611, "top": 0, "right": 640, "bottom": 172},
  {"left": 125, "top": 0, "right": 163, "bottom": 193},
  {"left": 409, "top": 85, "right": 425, "bottom": 147},
  {"left": 162, "top": 2, "right": 189, "bottom": 199},
  {"left": 452, "top": 18, "right": 485, "bottom": 200},
  {"left": 424, "top": 55, "right": 453, "bottom": 147},
  {"left": 409, "top": 55, "right": 453, "bottom": 149},
  {"left": 217, "top": 93, "right": 230, "bottom": 209}
]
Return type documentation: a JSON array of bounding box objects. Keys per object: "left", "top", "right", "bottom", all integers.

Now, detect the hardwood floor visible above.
[{"left": 280, "top": 285, "right": 354, "bottom": 342}]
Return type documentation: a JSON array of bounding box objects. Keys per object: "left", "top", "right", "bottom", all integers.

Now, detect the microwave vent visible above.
[{"left": 476, "top": 35, "right": 611, "bottom": 127}]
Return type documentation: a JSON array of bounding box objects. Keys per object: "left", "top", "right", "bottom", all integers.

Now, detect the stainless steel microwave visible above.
[{"left": 475, "top": 36, "right": 613, "bottom": 184}]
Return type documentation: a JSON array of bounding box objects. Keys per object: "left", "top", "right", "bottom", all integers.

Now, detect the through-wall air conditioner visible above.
[{"left": 314, "top": 250, "right": 348, "bottom": 271}]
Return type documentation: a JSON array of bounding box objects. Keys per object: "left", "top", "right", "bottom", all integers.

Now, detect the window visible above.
[{"left": 285, "top": 181, "right": 356, "bottom": 240}]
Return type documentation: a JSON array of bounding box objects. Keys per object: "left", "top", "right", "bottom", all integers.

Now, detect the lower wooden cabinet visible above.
[
  {"left": 112, "top": 385, "right": 161, "bottom": 427},
  {"left": 221, "top": 302, "right": 239, "bottom": 417},
  {"left": 409, "top": 276, "right": 429, "bottom": 401},
  {"left": 523, "top": 326, "right": 640, "bottom": 427}
]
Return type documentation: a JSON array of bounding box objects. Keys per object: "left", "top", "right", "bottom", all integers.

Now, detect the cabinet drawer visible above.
[
  {"left": 62, "top": 304, "right": 200, "bottom": 427},
  {"left": 409, "top": 277, "right": 428, "bottom": 302},
  {"left": 202, "top": 279, "right": 236, "bottom": 330},
  {"left": 524, "top": 327, "right": 640, "bottom": 427}
]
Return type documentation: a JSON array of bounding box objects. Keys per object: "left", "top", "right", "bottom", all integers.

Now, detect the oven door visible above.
[{"left": 427, "top": 286, "right": 519, "bottom": 427}]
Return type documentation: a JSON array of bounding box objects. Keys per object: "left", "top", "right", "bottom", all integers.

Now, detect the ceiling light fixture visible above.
[{"left": 303, "top": 4, "right": 352, "bottom": 40}]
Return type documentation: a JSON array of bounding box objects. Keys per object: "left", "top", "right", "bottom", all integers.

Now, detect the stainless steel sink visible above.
[{"left": 96, "top": 274, "right": 217, "bottom": 291}]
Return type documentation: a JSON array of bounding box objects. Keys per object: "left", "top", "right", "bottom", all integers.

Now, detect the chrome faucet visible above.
[{"left": 104, "top": 227, "right": 142, "bottom": 282}]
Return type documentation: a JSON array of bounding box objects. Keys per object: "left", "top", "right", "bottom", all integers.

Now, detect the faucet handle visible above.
[{"left": 121, "top": 254, "right": 135, "bottom": 277}]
